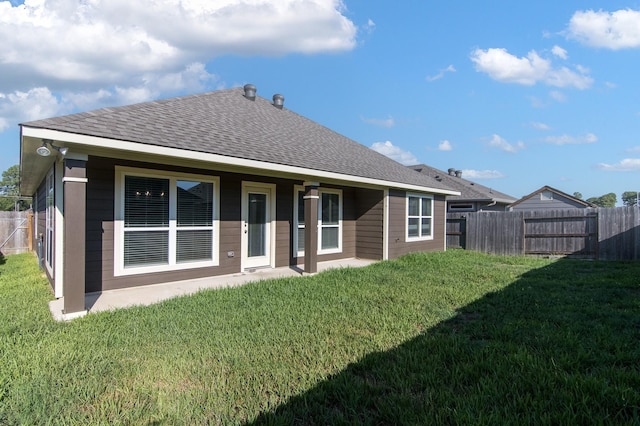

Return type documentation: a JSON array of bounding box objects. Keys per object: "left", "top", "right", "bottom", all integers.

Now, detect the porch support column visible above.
[
  {"left": 303, "top": 182, "right": 319, "bottom": 274},
  {"left": 62, "top": 158, "right": 87, "bottom": 318}
]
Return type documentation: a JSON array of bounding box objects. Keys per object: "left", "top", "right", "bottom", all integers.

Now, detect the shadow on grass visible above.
[
  {"left": 250, "top": 259, "right": 640, "bottom": 425},
  {"left": 0, "top": 252, "right": 5, "bottom": 266}
]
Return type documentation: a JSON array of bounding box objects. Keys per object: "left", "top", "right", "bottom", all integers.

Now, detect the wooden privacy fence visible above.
[
  {"left": 0, "top": 211, "right": 33, "bottom": 256},
  {"left": 447, "top": 207, "right": 640, "bottom": 261}
]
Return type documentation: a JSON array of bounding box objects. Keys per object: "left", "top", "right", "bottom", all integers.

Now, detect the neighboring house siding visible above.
[
  {"left": 510, "top": 195, "right": 586, "bottom": 211},
  {"left": 388, "top": 190, "right": 446, "bottom": 259},
  {"left": 355, "top": 188, "right": 384, "bottom": 260}
]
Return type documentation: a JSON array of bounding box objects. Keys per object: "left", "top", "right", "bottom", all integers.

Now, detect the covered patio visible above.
[{"left": 49, "top": 258, "right": 376, "bottom": 321}]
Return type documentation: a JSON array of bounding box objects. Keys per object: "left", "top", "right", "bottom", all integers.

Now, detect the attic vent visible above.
[
  {"left": 272, "top": 94, "right": 284, "bottom": 109},
  {"left": 455, "top": 170, "right": 462, "bottom": 178},
  {"left": 243, "top": 84, "right": 256, "bottom": 101},
  {"left": 448, "top": 168, "right": 455, "bottom": 176}
]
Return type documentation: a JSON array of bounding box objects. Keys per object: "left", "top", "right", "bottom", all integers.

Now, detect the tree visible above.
[
  {"left": 0, "top": 164, "right": 29, "bottom": 211},
  {"left": 586, "top": 193, "right": 616, "bottom": 208},
  {"left": 621, "top": 191, "right": 639, "bottom": 207},
  {"left": 573, "top": 192, "right": 583, "bottom": 199}
]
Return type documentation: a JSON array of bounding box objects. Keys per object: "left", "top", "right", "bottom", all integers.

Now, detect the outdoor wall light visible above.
[{"left": 37, "top": 139, "right": 68, "bottom": 157}]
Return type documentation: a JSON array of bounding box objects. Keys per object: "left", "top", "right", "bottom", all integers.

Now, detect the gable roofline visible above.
[
  {"left": 21, "top": 126, "right": 460, "bottom": 195},
  {"left": 409, "top": 163, "right": 515, "bottom": 203},
  {"left": 20, "top": 87, "right": 461, "bottom": 196},
  {"left": 508, "top": 185, "right": 597, "bottom": 208}
]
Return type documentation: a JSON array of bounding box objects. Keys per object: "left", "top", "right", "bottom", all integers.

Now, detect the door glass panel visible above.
[{"left": 248, "top": 193, "right": 266, "bottom": 257}]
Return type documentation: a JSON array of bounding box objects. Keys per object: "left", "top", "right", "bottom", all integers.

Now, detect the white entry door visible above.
[{"left": 241, "top": 182, "right": 275, "bottom": 270}]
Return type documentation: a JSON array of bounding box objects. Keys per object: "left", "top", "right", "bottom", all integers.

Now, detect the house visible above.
[
  {"left": 19, "top": 84, "right": 460, "bottom": 318},
  {"left": 508, "top": 185, "right": 596, "bottom": 211},
  {"left": 410, "top": 164, "right": 516, "bottom": 212}
]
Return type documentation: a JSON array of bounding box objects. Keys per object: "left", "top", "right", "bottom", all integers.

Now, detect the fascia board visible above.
[{"left": 22, "top": 127, "right": 461, "bottom": 196}]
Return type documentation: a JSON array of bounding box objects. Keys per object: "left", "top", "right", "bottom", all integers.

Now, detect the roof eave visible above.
[{"left": 21, "top": 126, "right": 460, "bottom": 196}]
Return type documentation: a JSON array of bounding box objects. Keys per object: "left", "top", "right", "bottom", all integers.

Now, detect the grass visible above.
[{"left": 0, "top": 250, "right": 639, "bottom": 424}]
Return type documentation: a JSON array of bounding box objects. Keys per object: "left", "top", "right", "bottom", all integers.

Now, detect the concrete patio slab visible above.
[{"left": 49, "top": 258, "right": 376, "bottom": 321}]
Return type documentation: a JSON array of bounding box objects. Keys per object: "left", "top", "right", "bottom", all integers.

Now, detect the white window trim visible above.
[
  {"left": 406, "top": 193, "right": 434, "bottom": 242},
  {"left": 448, "top": 203, "right": 475, "bottom": 212},
  {"left": 45, "top": 168, "right": 54, "bottom": 276},
  {"left": 114, "top": 166, "right": 220, "bottom": 276},
  {"left": 293, "top": 185, "right": 343, "bottom": 257}
]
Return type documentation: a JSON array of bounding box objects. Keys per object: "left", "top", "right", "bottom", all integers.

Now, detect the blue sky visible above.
[{"left": 2, "top": 0, "right": 640, "bottom": 204}]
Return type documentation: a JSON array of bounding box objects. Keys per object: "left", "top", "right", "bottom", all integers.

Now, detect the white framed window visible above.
[
  {"left": 541, "top": 190, "right": 553, "bottom": 201},
  {"left": 114, "top": 167, "right": 219, "bottom": 276},
  {"left": 406, "top": 193, "right": 433, "bottom": 241},
  {"left": 293, "top": 186, "right": 342, "bottom": 256},
  {"left": 45, "top": 168, "right": 54, "bottom": 274},
  {"left": 449, "top": 203, "right": 474, "bottom": 212}
]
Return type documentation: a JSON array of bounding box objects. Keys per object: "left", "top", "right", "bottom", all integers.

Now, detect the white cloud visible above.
[
  {"left": 487, "top": 134, "right": 525, "bottom": 153},
  {"left": 597, "top": 158, "right": 640, "bottom": 171},
  {"left": 0, "top": 87, "right": 68, "bottom": 131},
  {"left": 545, "top": 133, "right": 598, "bottom": 145},
  {"left": 530, "top": 122, "right": 551, "bottom": 131},
  {"left": 626, "top": 146, "right": 640, "bottom": 153},
  {"left": 567, "top": 9, "right": 640, "bottom": 49},
  {"left": 361, "top": 115, "right": 395, "bottom": 128},
  {"left": 462, "top": 169, "right": 505, "bottom": 179},
  {"left": 549, "top": 90, "right": 567, "bottom": 103},
  {"left": 364, "top": 18, "right": 376, "bottom": 33},
  {"left": 0, "top": 0, "right": 357, "bottom": 91},
  {"left": 370, "top": 141, "right": 418, "bottom": 165},
  {"left": 551, "top": 45, "right": 568, "bottom": 59},
  {"left": 438, "top": 140, "right": 453, "bottom": 151},
  {"left": 426, "top": 65, "right": 456, "bottom": 82},
  {"left": 0, "top": 0, "right": 357, "bottom": 136},
  {"left": 470, "top": 48, "right": 593, "bottom": 89}
]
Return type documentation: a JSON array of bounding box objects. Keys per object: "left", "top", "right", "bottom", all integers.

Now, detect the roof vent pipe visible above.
[
  {"left": 455, "top": 170, "right": 462, "bottom": 178},
  {"left": 243, "top": 84, "right": 256, "bottom": 101},
  {"left": 272, "top": 94, "right": 284, "bottom": 109},
  {"left": 448, "top": 168, "right": 455, "bottom": 176}
]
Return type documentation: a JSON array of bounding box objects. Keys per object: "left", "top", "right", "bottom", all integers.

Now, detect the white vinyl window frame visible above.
[
  {"left": 44, "top": 168, "right": 54, "bottom": 275},
  {"left": 293, "top": 185, "right": 343, "bottom": 256},
  {"left": 114, "top": 166, "right": 220, "bottom": 276},
  {"left": 406, "top": 193, "right": 434, "bottom": 241}
]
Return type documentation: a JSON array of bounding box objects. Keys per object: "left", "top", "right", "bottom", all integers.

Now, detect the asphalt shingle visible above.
[{"left": 22, "top": 87, "right": 454, "bottom": 191}]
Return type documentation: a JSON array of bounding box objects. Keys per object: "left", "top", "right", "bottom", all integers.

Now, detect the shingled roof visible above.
[
  {"left": 410, "top": 164, "right": 516, "bottom": 204},
  {"left": 21, "top": 86, "right": 456, "bottom": 193}
]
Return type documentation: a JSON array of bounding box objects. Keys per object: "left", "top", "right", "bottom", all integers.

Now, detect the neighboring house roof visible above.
[
  {"left": 508, "top": 185, "right": 597, "bottom": 209},
  {"left": 410, "top": 164, "right": 516, "bottom": 205},
  {"left": 20, "top": 86, "right": 460, "bottom": 196}
]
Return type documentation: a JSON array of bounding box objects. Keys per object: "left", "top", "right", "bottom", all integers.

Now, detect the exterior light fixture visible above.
[
  {"left": 37, "top": 139, "right": 68, "bottom": 157},
  {"left": 36, "top": 141, "right": 52, "bottom": 156}
]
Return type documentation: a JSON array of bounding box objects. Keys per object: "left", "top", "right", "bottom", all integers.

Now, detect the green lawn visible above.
[{"left": 1, "top": 250, "right": 639, "bottom": 425}]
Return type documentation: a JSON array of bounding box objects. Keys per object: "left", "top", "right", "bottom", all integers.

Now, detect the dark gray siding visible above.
[
  {"left": 388, "top": 190, "right": 446, "bottom": 259},
  {"left": 86, "top": 157, "right": 267, "bottom": 292},
  {"left": 355, "top": 188, "right": 384, "bottom": 260}
]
